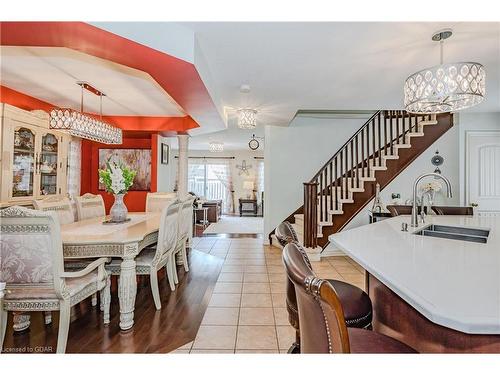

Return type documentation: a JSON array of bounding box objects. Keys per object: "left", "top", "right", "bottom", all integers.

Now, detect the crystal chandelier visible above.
[
  {"left": 209, "top": 141, "right": 224, "bottom": 152},
  {"left": 404, "top": 29, "right": 486, "bottom": 114},
  {"left": 237, "top": 108, "right": 257, "bottom": 129},
  {"left": 49, "top": 82, "right": 122, "bottom": 144}
]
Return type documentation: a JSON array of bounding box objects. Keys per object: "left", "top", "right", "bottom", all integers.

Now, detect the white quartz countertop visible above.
[{"left": 328, "top": 215, "right": 500, "bottom": 334}]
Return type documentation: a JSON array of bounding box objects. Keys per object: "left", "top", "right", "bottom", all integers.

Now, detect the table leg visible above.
[{"left": 118, "top": 254, "right": 137, "bottom": 330}]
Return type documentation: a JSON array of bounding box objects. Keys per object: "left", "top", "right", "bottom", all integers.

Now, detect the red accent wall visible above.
[
  {"left": 0, "top": 85, "right": 53, "bottom": 111},
  {"left": 81, "top": 136, "right": 158, "bottom": 213}
]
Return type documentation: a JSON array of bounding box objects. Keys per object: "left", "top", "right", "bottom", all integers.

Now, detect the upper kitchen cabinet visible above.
[{"left": 0, "top": 104, "right": 70, "bottom": 206}]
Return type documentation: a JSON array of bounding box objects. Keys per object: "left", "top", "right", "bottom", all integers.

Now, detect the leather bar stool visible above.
[
  {"left": 275, "top": 222, "right": 373, "bottom": 353},
  {"left": 386, "top": 205, "right": 427, "bottom": 217},
  {"left": 431, "top": 206, "right": 473, "bottom": 215},
  {"left": 283, "top": 242, "right": 417, "bottom": 353}
]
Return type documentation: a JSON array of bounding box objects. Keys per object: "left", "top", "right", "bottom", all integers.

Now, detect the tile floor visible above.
[{"left": 171, "top": 237, "right": 366, "bottom": 354}]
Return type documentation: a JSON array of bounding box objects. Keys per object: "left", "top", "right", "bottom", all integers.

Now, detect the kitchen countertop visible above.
[{"left": 328, "top": 215, "right": 500, "bottom": 334}]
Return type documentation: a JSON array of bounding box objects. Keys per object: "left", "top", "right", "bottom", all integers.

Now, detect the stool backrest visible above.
[
  {"left": 283, "top": 242, "right": 350, "bottom": 354},
  {"left": 431, "top": 206, "right": 473, "bottom": 215}
]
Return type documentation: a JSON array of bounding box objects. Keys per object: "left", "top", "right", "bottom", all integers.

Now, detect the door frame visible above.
[{"left": 465, "top": 130, "right": 500, "bottom": 211}]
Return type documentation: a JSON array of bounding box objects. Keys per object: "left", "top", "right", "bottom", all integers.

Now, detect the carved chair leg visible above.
[
  {"left": 91, "top": 293, "right": 98, "bottom": 307},
  {"left": 166, "top": 256, "right": 176, "bottom": 291},
  {"left": 182, "top": 240, "right": 189, "bottom": 273},
  {"left": 150, "top": 270, "right": 161, "bottom": 310},
  {"left": 44, "top": 311, "right": 52, "bottom": 325},
  {"left": 102, "top": 276, "right": 111, "bottom": 325},
  {"left": 56, "top": 301, "right": 71, "bottom": 354},
  {"left": 12, "top": 312, "right": 30, "bottom": 332},
  {"left": 0, "top": 309, "right": 7, "bottom": 351}
]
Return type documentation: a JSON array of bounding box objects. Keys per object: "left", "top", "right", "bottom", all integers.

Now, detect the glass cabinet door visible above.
[
  {"left": 12, "top": 127, "right": 35, "bottom": 197},
  {"left": 39, "top": 132, "right": 59, "bottom": 196}
]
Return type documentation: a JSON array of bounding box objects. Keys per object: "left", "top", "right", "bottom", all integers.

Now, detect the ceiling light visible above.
[
  {"left": 209, "top": 141, "right": 224, "bottom": 152},
  {"left": 404, "top": 29, "right": 486, "bottom": 114},
  {"left": 49, "top": 82, "right": 122, "bottom": 144},
  {"left": 238, "top": 108, "right": 257, "bottom": 129}
]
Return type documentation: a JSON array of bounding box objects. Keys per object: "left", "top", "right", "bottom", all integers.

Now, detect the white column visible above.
[{"left": 177, "top": 134, "right": 189, "bottom": 199}]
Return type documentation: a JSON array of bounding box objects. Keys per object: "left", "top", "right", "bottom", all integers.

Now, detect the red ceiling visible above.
[{"left": 0, "top": 21, "right": 221, "bottom": 132}]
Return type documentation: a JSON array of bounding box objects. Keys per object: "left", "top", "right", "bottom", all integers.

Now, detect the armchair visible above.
[{"left": 0, "top": 206, "right": 111, "bottom": 353}]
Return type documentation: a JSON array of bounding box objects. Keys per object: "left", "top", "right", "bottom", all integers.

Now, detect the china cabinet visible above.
[{"left": 0, "top": 104, "right": 70, "bottom": 206}]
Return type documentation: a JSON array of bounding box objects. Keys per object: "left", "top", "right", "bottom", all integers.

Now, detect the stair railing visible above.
[{"left": 302, "top": 110, "right": 431, "bottom": 249}]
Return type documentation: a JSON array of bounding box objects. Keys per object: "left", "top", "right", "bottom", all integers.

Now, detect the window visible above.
[{"left": 188, "top": 160, "right": 233, "bottom": 213}]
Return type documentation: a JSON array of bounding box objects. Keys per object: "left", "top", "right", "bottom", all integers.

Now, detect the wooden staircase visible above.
[{"left": 270, "top": 110, "right": 454, "bottom": 255}]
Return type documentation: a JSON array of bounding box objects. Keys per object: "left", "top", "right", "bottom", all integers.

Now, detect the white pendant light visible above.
[
  {"left": 209, "top": 141, "right": 224, "bottom": 152},
  {"left": 404, "top": 29, "right": 486, "bottom": 114},
  {"left": 237, "top": 108, "right": 258, "bottom": 129},
  {"left": 49, "top": 82, "right": 122, "bottom": 144}
]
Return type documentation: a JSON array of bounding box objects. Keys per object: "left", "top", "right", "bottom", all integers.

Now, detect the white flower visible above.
[{"left": 421, "top": 181, "right": 442, "bottom": 193}]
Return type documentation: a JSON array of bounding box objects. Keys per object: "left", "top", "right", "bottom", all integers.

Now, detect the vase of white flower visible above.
[
  {"left": 110, "top": 193, "right": 128, "bottom": 222},
  {"left": 99, "top": 160, "right": 136, "bottom": 223}
]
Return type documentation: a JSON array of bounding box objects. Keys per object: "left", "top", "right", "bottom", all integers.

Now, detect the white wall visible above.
[
  {"left": 264, "top": 115, "right": 372, "bottom": 239},
  {"left": 156, "top": 136, "right": 176, "bottom": 192}
]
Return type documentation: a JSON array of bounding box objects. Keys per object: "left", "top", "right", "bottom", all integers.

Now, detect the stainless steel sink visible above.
[{"left": 414, "top": 224, "right": 490, "bottom": 244}]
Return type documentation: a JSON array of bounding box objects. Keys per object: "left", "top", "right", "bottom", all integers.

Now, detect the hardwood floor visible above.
[{"left": 1, "top": 249, "right": 222, "bottom": 354}]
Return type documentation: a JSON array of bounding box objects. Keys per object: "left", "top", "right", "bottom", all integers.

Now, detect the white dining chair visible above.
[
  {"left": 145, "top": 192, "right": 177, "bottom": 213},
  {"left": 172, "top": 196, "right": 195, "bottom": 285},
  {"left": 75, "top": 193, "right": 106, "bottom": 221},
  {"left": 105, "top": 199, "right": 182, "bottom": 308},
  {"left": 33, "top": 196, "right": 75, "bottom": 225},
  {"left": 0, "top": 206, "right": 111, "bottom": 353}
]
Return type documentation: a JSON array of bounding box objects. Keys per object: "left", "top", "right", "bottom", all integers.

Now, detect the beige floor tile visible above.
[
  {"left": 315, "top": 271, "right": 343, "bottom": 280},
  {"left": 273, "top": 307, "right": 289, "bottom": 325},
  {"left": 333, "top": 265, "right": 360, "bottom": 273},
  {"left": 223, "top": 259, "right": 247, "bottom": 266},
  {"left": 221, "top": 265, "right": 245, "bottom": 273},
  {"left": 268, "top": 273, "right": 286, "bottom": 283},
  {"left": 209, "top": 293, "right": 242, "bottom": 308},
  {"left": 225, "top": 253, "right": 248, "bottom": 259},
  {"left": 244, "top": 265, "right": 268, "bottom": 273},
  {"left": 244, "top": 273, "right": 269, "bottom": 283},
  {"left": 271, "top": 293, "right": 286, "bottom": 308},
  {"left": 265, "top": 259, "right": 284, "bottom": 266},
  {"left": 235, "top": 350, "right": 280, "bottom": 354},
  {"left": 244, "top": 258, "right": 267, "bottom": 266},
  {"left": 169, "top": 349, "right": 190, "bottom": 354},
  {"left": 242, "top": 282, "right": 271, "bottom": 294},
  {"left": 270, "top": 282, "right": 286, "bottom": 294},
  {"left": 193, "top": 326, "right": 237, "bottom": 349},
  {"left": 176, "top": 341, "right": 194, "bottom": 350},
  {"left": 218, "top": 272, "right": 244, "bottom": 282},
  {"left": 267, "top": 265, "right": 285, "bottom": 274},
  {"left": 241, "top": 293, "right": 272, "bottom": 308},
  {"left": 236, "top": 326, "right": 278, "bottom": 350},
  {"left": 210, "top": 252, "right": 227, "bottom": 259},
  {"left": 213, "top": 282, "right": 243, "bottom": 294},
  {"left": 239, "top": 307, "right": 275, "bottom": 325},
  {"left": 194, "top": 248, "right": 211, "bottom": 254},
  {"left": 201, "top": 307, "right": 240, "bottom": 326},
  {"left": 276, "top": 325, "right": 296, "bottom": 350},
  {"left": 190, "top": 349, "right": 235, "bottom": 354}
]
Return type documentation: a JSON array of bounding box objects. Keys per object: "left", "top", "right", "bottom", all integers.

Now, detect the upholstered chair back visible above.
[
  {"left": 0, "top": 206, "right": 66, "bottom": 298},
  {"left": 146, "top": 192, "right": 177, "bottom": 213},
  {"left": 275, "top": 221, "right": 300, "bottom": 247},
  {"left": 154, "top": 200, "right": 182, "bottom": 264},
  {"left": 33, "top": 196, "right": 75, "bottom": 225},
  {"left": 75, "top": 193, "right": 105, "bottom": 221},
  {"left": 178, "top": 197, "right": 195, "bottom": 240},
  {"left": 283, "top": 242, "right": 349, "bottom": 354}
]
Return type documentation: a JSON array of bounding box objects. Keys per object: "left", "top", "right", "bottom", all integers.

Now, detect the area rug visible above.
[{"left": 203, "top": 215, "right": 264, "bottom": 234}]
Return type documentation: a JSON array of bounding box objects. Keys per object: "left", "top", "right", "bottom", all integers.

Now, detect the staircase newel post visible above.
[{"left": 303, "top": 181, "right": 318, "bottom": 249}]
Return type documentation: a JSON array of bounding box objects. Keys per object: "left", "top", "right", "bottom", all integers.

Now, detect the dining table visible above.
[{"left": 60, "top": 212, "right": 161, "bottom": 330}]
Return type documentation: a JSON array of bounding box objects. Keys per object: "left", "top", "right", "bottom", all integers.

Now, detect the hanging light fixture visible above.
[
  {"left": 404, "top": 29, "right": 486, "bottom": 114},
  {"left": 209, "top": 141, "right": 224, "bottom": 152},
  {"left": 49, "top": 82, "right": 122, "bottom": 144},
  {"left": 237, "top": 108, "right": 258, "bottom": 129}
]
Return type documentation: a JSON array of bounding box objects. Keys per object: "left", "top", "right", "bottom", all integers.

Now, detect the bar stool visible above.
[
  {"left": 431, "top": 206, "right": 473, "bottom": 215},
  {"left": 386, "top": 205, "right": 427, "bottom": 217},
  {"left": 276, "top": 221, "right": 373, "bottom": 353},
  {"left": 283, "top": 242, "right": 416, "bottom": 353}
]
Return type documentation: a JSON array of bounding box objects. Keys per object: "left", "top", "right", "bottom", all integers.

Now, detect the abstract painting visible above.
[{"left": 99, "top": 149, "right": 151, "bottom": 191}]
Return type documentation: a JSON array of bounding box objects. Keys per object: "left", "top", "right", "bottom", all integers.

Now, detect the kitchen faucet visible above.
[{"left": 411, "top": 173, "right": 452, "bottom": 227}]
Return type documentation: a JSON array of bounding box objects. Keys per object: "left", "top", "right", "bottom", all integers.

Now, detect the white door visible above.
[{"left": 467, "top": 131, "right": 500, "bottom": 214}]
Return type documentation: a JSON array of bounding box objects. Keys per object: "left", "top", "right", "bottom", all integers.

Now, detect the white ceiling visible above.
[
  {"left": 0, "top": 46, "right": 185, "bottom": 116},
  {"left": 184, "top": 22, "right": 500, "bottom": 129}
]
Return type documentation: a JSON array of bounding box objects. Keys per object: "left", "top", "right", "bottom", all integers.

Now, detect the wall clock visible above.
[
  {"left": 431, "top": 150, "right": 444, "bottom": 174},
  {"left": 248, "top": 134, "right": 260, "bottom": 150}
]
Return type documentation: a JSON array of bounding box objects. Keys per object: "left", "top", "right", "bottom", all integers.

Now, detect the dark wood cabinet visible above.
[{"left": 239, "top": 198, "right": 258, "bottom": 217}]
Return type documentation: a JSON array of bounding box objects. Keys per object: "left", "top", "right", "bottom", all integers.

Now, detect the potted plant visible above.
[{"left": 99, "top": 161, "right": 136, "bottom": 223}]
